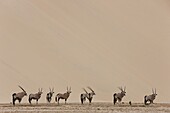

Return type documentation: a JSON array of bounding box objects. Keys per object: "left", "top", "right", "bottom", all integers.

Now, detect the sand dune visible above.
[{"left": 0, "top": 0, "right": 170, "bottom": 103}]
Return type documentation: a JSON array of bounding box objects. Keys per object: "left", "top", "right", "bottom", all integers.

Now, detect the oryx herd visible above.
[{"left": 12, "top": 86, "right": 157, "bottom": 106}]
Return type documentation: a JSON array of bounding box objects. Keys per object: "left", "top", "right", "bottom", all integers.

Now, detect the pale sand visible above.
[{"left": 0, "top": 103, "right": 170, "bottom": 113}]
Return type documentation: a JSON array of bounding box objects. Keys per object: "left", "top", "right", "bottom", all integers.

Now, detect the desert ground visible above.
[{"left": 0, "top": 102, "right": 170, "bottom": 113}]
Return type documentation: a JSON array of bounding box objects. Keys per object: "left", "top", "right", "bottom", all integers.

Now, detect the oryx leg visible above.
[
  {"left": 18, "top": 98, "right": 22, "bottom": 103},
  {"left": 150, "top": 100, "right": 153, "bottom": 104},
  {"left": 36, "top": 99, "right": 38, "bottom": 104},
  {"left": 29, "top": 98, "right": 32, "bottom": 104},
  {"left": 65, "top": 99, "right": 67, "bottom": 104},
  {"left": 89, "top": 98, "right": 92, "bottom": 104},
  {"left": 58, "top": 98, "right": 60, "bottom": 105},
  {"left": 81, "top": 98, "right": 84, "bottom": 104}
]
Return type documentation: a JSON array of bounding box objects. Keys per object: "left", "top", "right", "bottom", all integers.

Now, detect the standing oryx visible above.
[
  {"left": 144, "top": 88, "right": 157, "bottom": 105},
  {"left": 55, "top": 87, "right": 72, "bottom": 105},
  {"left": 29, "top": 88, "right": 43, "bottom": 104},
  {"left": 46, "top": 87, "right": 54, "bottom": 103},
  {"left": 113, "top": 87, "right": 126, "bottom": 105},
  {"left": 12, "top": 86, "right": 27, "bottom": 105},
  {"left": 80, "top": 87, "right": 96, "bottom": 104}
]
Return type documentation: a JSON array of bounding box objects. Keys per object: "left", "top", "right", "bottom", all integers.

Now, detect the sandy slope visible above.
[
  {"left": 0, "top": 103, "right": 170, "bottom": 113},
  {"left": 0, "top": 0, "right": 170, "bottom": 103}
]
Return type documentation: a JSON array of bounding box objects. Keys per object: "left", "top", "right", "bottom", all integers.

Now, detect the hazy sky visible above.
[{"left": 0, "top": 0, "right": 170, "bottom": 103}]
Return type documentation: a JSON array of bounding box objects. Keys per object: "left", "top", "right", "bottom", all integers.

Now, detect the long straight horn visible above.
[
  {"left": 52, "top": 88, "right": 54, "bottom": 92},
  {"left": 83, "top": 88, "right": 88, "bottom": 94},
  {"left": 41, "top": 88, "right": 43, "bottom": 92},
  {"left": 18, "top": 85, "right": 26, "bottom": 92},
  {"left": 87, "top": 86, "right": 94, "bottom": 92},
  {"left": 118, "top": 87, "right": 123, "bottom": 92},
  {"left": 67, "top": 86, "right": 68, "bottom": 91},
  {"left": 152, "top": 88, "right": 154, "bottom": 94},
  {"left": 49, "top": 87, "right": 51, "bottom": 92},
  {"left": 124, "top": 86, "right": 126, "bottom": 92},
  {"left": 121, "top": 86, "right": 123, "bottom": 91},
  {"left": 155, "top": 88, "right": 156, "bottom": 94},
  {"left": 70, "top": 87, "right": 71, "bottom": 91}
]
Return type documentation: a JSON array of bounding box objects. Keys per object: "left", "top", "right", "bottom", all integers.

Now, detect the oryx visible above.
[
  {"left": 55, "top": 87, "right": 71, "bottom": 105},
  {"left": 29, "top": 88, "right": 43, "bottom": 104},
  {"left": 12, "top": 85, "right": 27, "bottom": 105},
  {"left": 80, "top": 87, "right": 96, "bottom": 104},
  {"left": 46, "top": 87, "right": 54, "bottom": 103},
  {"left": 113, "top": 87, "right": 126, "bottom": 105},
  {"left": 144, "top": 88, "right": 157, "bottom": 105}
]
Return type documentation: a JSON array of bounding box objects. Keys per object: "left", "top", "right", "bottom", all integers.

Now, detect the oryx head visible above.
[
  {"left": 67, "top": 86, "right": 72, "bottom": 94},
  {"left": 38, "top": 88, "right": 43, "bottom": 95},
  {"left": 118, "top": 86, "right": 126, "bottom": 96},
  {"left": 18, "top": 85, "right": 27, "bottom": 96},
  {"left": 49, "top": 87, "right": 54, "bottom": 94},
  {"left": 87, "top": 86, "right": 95, "bottom": 95}
]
